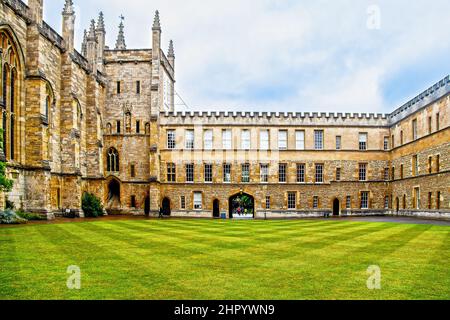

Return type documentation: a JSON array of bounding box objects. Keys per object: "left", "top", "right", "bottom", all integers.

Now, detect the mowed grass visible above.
[{"left": 0, "top": 219, "right": 449, "bottom": 300}]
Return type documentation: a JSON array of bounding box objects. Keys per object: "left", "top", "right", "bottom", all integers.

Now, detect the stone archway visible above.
[
  {"left": 106, "top": 178, "right": 121, "bottom": 214},
  {"left": 333, "top": 198, "right": 340, "bottom": 216},
  {"left": 229, "top": 192, "right": 254, "bottom": 219}
]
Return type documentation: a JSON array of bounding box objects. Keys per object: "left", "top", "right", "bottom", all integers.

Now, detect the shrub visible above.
[
  {"left": 82, "top": 193, "right": 104, "bottom": 218},
  {"left": 0, "top": 209, "right": 27, "bottom": 225},
  {"left": 5, "top": 197, "right": 15, "bottom": 210},
  {"left": 16, "top": 211, "right": 47, "bottom": 221}
]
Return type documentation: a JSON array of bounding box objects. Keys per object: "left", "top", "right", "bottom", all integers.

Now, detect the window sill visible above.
[{"left": 40, "top": 115, "right": 49, "bottom": 126}]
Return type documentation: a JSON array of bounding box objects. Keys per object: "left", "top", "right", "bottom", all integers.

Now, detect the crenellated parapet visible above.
[
  {"left": 104, "top": 49, "right": 152, "bottom": 64},
  {"left": 161, "top": 111, "right": 390, "bottom": 127},
  {"left": 388, "top": 75, "right": 450, "bottom": 125},
  {"left": 162, "top": 75, "right": 450, "bottom": 128}
]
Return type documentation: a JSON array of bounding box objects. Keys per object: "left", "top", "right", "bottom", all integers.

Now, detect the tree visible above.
[{"left": 82, "top": 192, "right": 104, "bottom": 218}]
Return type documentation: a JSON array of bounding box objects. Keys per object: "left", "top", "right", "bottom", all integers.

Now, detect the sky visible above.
[{"left": 35, "top": 0, "right": 450, "bottom": 113}]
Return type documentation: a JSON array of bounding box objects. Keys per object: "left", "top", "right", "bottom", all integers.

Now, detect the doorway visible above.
[
  {"left": 213, "top": 199, "right": 220, "bottom": 218},
  {"left": 333, "top": 198, "right": 340, "bottom": 216},
  {"left": 144, "top": 195, "right": 150, "bottom": 216},
  {"left": 162, "top": 197, "right": 171, "bottom": 216},
  {"left": 229, "top": 193, "right": 255, "bottom": 218}
]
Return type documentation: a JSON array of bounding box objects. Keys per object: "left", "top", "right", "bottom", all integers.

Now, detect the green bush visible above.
[
  {"left": 0, "top": 209, "right": 27, "bottom": 224},
  {"left": 5, "top": 197, "right": 15, "bottom": 210},
  {"left": 16, "top": 211, "right": 47, "bottom": 221},
  {"left": 82, "top": 193, "right": 104, "bottom": 218}
]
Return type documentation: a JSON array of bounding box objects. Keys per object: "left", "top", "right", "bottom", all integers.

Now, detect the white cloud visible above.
[{"left": 44, "top": 0, "right": 450, "bottom": 113}]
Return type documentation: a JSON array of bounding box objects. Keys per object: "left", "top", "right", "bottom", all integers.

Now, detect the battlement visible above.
[
  {"left": 104, "top": 49, "right": 152, "bottom": 64},
  {"left": 161, "top": 111, "right": 390, "bottom": 127},
  {"left": 163, "top": 111, "right": 389, "bottom": 119},
  {"left": 162, "top": 75, "right": 450, "bottom": 127},
  {"left": 388, "top": 75, "right": 450, "bottom": 125}
]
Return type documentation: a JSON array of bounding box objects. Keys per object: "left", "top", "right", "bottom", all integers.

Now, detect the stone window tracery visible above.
[
  {"left": 0, "top": 30, "right": 21, "bottom": 161},
  {"left": 107, "top": 147, "right": 119, "bottom": 172}
]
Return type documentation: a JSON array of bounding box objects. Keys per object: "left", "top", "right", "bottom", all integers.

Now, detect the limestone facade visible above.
[{"left": 0, "top": 0, "right": 449, "bottom": 219}]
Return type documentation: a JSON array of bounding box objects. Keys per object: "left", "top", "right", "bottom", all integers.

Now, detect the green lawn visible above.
[{"left": 0, "top": 219, "right": 449, "bottom": 300}]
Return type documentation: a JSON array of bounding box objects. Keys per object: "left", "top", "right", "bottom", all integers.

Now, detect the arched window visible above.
[
  {"left": 106, "top": 123, "right": 112, "bottom": 134},
  {"left": 107, "top": 147, "right": 119, "bottom": 172},
  {"left": 1, "top": 63, "right": 10, "bottom": 158},
  {"left": 2, "top": 110, "right": 6, "bottom": 155},
  {"left": 2, "top": 63, "right": 7, "bottom": 107},
  {"left": 9, "top": 69, "right": 16, "bottom": 159},
  {"left": 10, "top": 69, "right": 14, "bottom": 113},
  {"left": 72, "top": 99, "right": 82, "bottom": 130},
  {"left": 1, "top": 29, "right": 22, "bottom": 161},
  {"left": 45, "top": 95, "right": 50, "bottom": 120},
  {"left": 145, "top": 122, "right": 150, "bottom": 135},
  {"left": 10, "top": 114, "right": 14, "bottom": 160}
]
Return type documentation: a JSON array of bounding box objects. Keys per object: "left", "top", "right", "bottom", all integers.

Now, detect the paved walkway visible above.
[
  {"left": 340, "top": 216, "right": 450, "bottom": 226},
  {"left": 2, "top": 215, "right": 450, "bottom": 227}
]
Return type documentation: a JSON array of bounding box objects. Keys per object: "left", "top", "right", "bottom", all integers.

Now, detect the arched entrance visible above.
[
  {"left": 162, "top": 197, "right": 171, "bottom": 216},
  {"left": 144, "top": 195, "right": 150, "bottom": 216},
  {"left": 396, "top": 197, "right": 400, "bottom": 212},
  {"left": 333, "top": 198, "right": 340, "bottom": 216},
  {"left": 229, "top": 192, "right": 254, "bottom": 219},
  {"left": 106, "top": 179, "right": 121, "bottom": 214},
  {"left": 213, "top": 199, "right": 220, "bottom": 218}
]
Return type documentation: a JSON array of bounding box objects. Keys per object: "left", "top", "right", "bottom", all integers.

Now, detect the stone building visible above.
[{"left": 0, "top": 0, "right": 448, "bottom": 219}]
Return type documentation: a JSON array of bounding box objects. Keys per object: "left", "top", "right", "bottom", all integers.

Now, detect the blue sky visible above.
[{"left": 37, "top": 0, "right": 450, "bottom": 113}]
